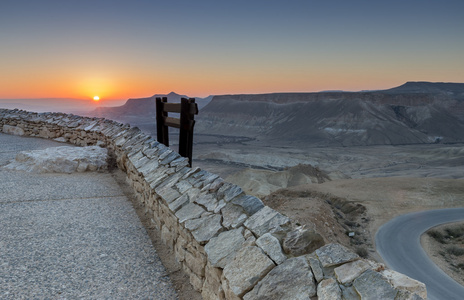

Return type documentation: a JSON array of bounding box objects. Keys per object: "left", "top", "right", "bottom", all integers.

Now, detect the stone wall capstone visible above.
[{"left": 0, "top": 108, "right": 427, "bottom": 300}]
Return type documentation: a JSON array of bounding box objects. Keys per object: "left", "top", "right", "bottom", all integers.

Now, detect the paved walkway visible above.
[{"left": 0, "top": 133, "right": 178, "bottom": 299}]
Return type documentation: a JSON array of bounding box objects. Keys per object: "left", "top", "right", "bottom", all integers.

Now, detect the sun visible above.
[{"left": 93, "top": 96, "right": 100, "bottom": 101}]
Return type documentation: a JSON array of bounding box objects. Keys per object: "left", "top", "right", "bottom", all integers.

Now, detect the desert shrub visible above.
[
  {"left": 446, "top": 245, "right": 464, "bottom": 256},
  {"left": 428, "top": 230, "right": 446, "bottom": 244},
  {"left": 444, "top": 226, "right": 464, "bottom": 238},
  {"left": 457, "top": 263, "right": 464, "bottom": 269},
  {"left": 356, "top": 247, "right": 369, "bottom": 258}
]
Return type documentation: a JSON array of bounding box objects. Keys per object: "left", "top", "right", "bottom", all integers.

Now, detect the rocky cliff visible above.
[{"left": 196, "top": 82, "right": 464, "bottom": 146}]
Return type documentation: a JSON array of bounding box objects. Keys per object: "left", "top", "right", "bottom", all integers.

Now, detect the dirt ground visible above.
[{"left": 421, "top": 222, "right": 464, "bottom": 286}]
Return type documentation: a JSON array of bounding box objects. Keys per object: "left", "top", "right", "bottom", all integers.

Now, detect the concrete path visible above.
[
  {"left": 376, "top": 208, "right": 464, "bottom": 300},
  {"left": 0, "top": 133, "right": 178, "bottom": 299}
]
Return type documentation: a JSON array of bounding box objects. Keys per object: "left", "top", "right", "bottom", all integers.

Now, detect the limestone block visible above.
[
  {"left": 185, "top": 214, "right": 223, "bottom": 243},
  {"left": 243, "top": 256, "right": 316, "bottom": 300},
  {"left": 221, "top": 203, "right": 248, "bottom": 229},
  {"left": 317, "top": 278, "right": 342, "bottom": 300},
  {"left": 334, "top": 259, "right": 371, "bottom": 284},
  {"left": 193, "top": 193, "right": 219, "bottom": 212},
  {"left": 282, "top": 226, "right": 325, "bottom": 256},
  {"left": 156, "top": 186, "right": 181, "bottom": 204},
  {"left": 340, "top": 285, "right": 361, "bottom": 300},
  {"left": 231, "top": 195, "right": 265, "bottom": 216},
  {"left": 306, "top": 253, "right": 324, "bottom": 283},
  {"left": 218, "top": 182, "right": 244, "bottom": 202},
  {"left": 175, "top": 235, "right": 187, "bottom": 263},
  {"left": 161, "top": 225, "right": 175, "bottom": 250},
  {"left": 353, "top": 269, "right": 398, "bottom": 300},
  {"left": 184, "top": 250, "right": 206, "bottom": 277},
  {"left": 175, "top": 203, "right": 205, "bottom": 223},
  {"left": 188, "top": 270, "right": 204, "bottom": 292},
  {"left": 381, "top": 269, "right": 427, "bottom": 299},
  {"left": 244, "top": 206, "right": 291, "bottom": 237},
  {"left": 168, "top": 193, "right": 190, "bottom": 213},
  {"left": 137, "top": 159, "right": 159, "bottom": 176},
  {"left": 204, "top": 227, "right": 246, "bottom": 268},
  {"left": 170, "top": 156, "right": 189, "bottom": 168},
  {"left": 3, "top": 124, "right": 25, "bottom": 135},
  {"left": 315, "top": 243, "right": 359, "bottom": 268},
  {"left": 160, "top": 151, "right": 180, "bottom": 165},
  {"left": 223, "top": 246, "right": 275, "bottom": 297},
  {"left": 203, "top": 261, "right": 224, "bottom": 298},
  {"left": 4, "top": 146, "right": 108, "bottom": 174},
  {"left": 256, "top": 233, "right": 287, "bottom": 265},
  {"left": 176, "top": 180, "right": 193, "bottom": 194},
  {"left": 221, "top": 276, "right": 242, "bottom": 300}
]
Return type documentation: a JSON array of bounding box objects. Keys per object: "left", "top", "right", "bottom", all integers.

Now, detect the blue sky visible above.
[{"left": 1, "top": 0, "right": 463, "bottom": 99}]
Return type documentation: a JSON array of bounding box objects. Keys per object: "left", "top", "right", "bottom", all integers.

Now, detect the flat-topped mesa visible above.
[{"left": 0, "top": 108, "right": 427, "bottom": 299}]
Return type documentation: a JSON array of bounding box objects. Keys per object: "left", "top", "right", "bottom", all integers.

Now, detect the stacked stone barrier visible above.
[{"left": 0, "top": 108, "right": 427, "bottom": 299}]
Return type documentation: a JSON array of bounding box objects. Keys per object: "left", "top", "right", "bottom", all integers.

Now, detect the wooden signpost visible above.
[{"left": 156, "top": 97, "right": 198, "bottom": 167}]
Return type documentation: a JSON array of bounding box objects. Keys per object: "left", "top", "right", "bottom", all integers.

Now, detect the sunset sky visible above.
[{"left": 1, "top": 0, "right": 463, "bottom": 102}]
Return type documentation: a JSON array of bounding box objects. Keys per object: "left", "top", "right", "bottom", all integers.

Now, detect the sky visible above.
[{"left": 1, "top": 0, "right": 463, "bottom": 102}]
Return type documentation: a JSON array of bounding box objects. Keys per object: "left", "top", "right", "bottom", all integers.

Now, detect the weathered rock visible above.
[
  {"left": 243, "top": 256, "right": 316, "bottom": 300},
  {"left": 334, "top": 259, "right": 371, "bottom": 284},
  {"left": 231, "top": 195, "right": 265, "bottom": 216},
  {"left": 381, "top": 269, "right": 427, "bottom": 299},
  {"left": 223, "top": 246, "right": 275, "bottom": 297},
  {"left": 221, "top": 203, "right": 248, "bottom": 229},
  {"left": 282, "top": 226, "right": 325, "bottom": 256},
  {"left": 204, "top": 227, "right": 245, "bottom": 268},
  {"left": 185, "top": 214, "right": 224, "bottom": 243},
  {"left": 194, "top": 193, "right": 219, "bottom": 212},
  {"left": 168, "top": 193, "right": 190, "bottom": 212},
  {"left": 316, "top": 243, "right": 359, "bottom": 267},
  {"left": 4, "top": 146, "right": 107, "bottom": 173},
  {"left": 175, "top": 203, "right": 205, "bottom": 223},
  {"left": 340, "top": 285, "right": 361, "bottom": 300},
  {"left": 156, "top": 185, "right": 181, "bottom": 203},
  {"left": 306, "top": 253, "right": 324, "bottom": 283},
  {"left": 256, "top": 233, "right": 287, "bottom": 265},
  {"left": 317, "top": 278, "right": 342, "bottom": 300},
  {"left": 244, "top": 206, "right": 291, "bottom": 237},
  {"left": 353, "top": 269, "right": 397, "bottom": 300}
]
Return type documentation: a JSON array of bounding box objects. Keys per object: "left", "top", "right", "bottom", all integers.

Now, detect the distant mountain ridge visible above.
[{"left": 195, "top": 82, "right": 464, "bottom": 146}]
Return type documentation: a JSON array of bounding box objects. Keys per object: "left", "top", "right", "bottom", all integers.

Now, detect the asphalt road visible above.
[{"left": 376, "top": 208, "right": 464, "bottom": 300}]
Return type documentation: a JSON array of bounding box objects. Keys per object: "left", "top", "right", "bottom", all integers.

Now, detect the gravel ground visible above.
[{"left": 0, "top": 133, "right": 178, "bottom": 299}]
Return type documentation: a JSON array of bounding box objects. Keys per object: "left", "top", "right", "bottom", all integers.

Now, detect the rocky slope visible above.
[{"left": 195, "top": 82, "right": 464, "bottom": 146}]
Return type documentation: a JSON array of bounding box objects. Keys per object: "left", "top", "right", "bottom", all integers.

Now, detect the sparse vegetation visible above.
[
  {"left": 356, "top": 247, "right": 369, "bottom": 258},
  {"left": 428, "top": 229, "right": 446, "bottom": 244},
  {"left": 444, "top": 226, "right": 464, "bottom": 239},
  {"left": 447, "top": 246, "right": 464, "bottom": 256}
]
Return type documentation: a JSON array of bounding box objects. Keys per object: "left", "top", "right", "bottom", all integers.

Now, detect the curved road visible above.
[{"left": 376, "top": 208, "right": 464, "bottom": 300}]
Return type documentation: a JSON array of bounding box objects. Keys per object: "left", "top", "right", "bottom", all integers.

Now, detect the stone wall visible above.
[{"left": 0, "top": 108, "right": 427, "bottom": 300}]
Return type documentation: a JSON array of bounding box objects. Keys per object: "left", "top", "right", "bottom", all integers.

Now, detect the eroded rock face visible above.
[{"left": 4, "top": 146, "right": 108, "bottom": 173}]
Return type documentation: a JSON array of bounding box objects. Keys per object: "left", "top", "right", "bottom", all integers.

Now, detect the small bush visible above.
[
  {"left": 457, "top": 263, "right": 464, "bottom": 269},
  {"left": 444, "top": 226, "right": 464, "bottom": 238},
  {"left": 446, "top": 245, "right": 464, "bottom": 256},
  {"left": 428, "top": 230, "right": 446, "bottom": 244},
  {"left": 356, "top": 247, "right": 369, "bottom": 258}
]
